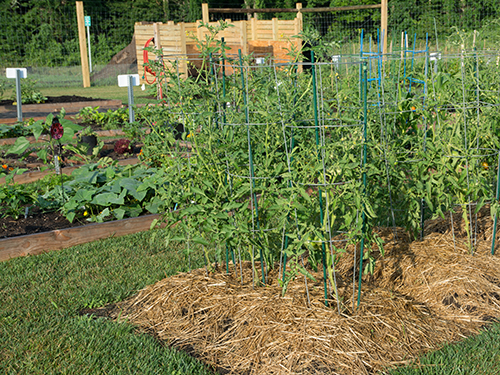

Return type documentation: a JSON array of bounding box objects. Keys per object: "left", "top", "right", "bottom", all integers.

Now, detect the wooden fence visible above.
[{"left": 134, "top": 4, "right": 303, "bottom": 83}]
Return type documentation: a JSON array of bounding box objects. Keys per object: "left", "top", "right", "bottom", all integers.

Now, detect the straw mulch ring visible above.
[{"left": 107, "top": 207, "right": 500, "bottom": 374}]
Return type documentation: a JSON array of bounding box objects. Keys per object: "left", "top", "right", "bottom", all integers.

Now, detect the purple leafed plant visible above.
[
  {"left": 50, "top": 118, "right": 64, "bottom": 140},
  {"left": 114, "top": 139, "right": 132, "bottom": 155}
]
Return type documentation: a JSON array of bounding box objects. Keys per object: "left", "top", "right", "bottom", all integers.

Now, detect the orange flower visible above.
[
  {"left": 8, "top": 167, "right": 14, "bottom": 171},
  {"left": 411, "top": 106, "right": 416, "bottom": 111},
  {"left": 1, "top": 164, "right": 7, "bottom": 169}
]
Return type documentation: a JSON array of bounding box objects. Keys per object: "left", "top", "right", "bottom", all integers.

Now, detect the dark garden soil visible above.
[
  {"left": 0, "top": 205, "right": 85, "bottom": 239},
  {"left": 0, "top": 95, "right": 106, "bottom": 106},
  {"left": 0, "top": 96, "right": 147, "bottom": 240}
]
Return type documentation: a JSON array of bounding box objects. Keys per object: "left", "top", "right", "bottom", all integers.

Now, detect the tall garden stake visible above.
[
  {"left": 491, "top": 150, "right": 500, "bottom": 255},
  {"left": 310, "top": 51, "right": 329, "bottom": 307},
  {"left": 357, "top": 62, "right": 368, "bottom": 310},
  {"left": 238, "top": 49, "right": 266, "bottom": 286}
]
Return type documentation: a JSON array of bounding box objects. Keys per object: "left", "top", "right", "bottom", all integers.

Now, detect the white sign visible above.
[
  {"left": 255, "top": 57, "right": 265, "bottom": 65},
  {"left": 332, "top": 55, "right": 341, "bottom": 69},
  {"left": 6, "top": 68, "right": 27, "bottom": 79},
  {"left": 118, "top": 74, "right": 140, "bottom": 87},
  {"left": 429, "top": 52, "right": 442, "bottom": 62}
]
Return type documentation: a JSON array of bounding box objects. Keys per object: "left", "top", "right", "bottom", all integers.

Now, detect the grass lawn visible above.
[
  {"left": 385, "top": 323, "right": 500, "bottom": 374},
  {"left": 0, "top": 229, "right": 214, "bottom": 375},
  {"left": 1, "top": 227, "right": 499, "bottom": 374}
]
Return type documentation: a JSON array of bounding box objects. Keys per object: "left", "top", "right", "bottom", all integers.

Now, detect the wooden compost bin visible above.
[{"left": 135, "top": 16, "right": 302, "bottom": 83}]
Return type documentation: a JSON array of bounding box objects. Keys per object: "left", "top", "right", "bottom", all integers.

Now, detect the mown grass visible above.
[
  {"left": 385, "top": 322, "right": 500, "bottom": 374},
  {"left": 0, "top": 229, "right": 214, "bottom": 375},
  {"left": 1, "top": 227, "right": 499, "bottom": 374}
]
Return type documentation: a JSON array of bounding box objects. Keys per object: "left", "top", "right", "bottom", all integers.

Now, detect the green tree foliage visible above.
[
  {"left": 0, "top": 0, "right": 205, "bottom": 67},
  {"left": 0, "top": 0, "right": 498, "bottom": 68},
  {"left": 389, "top": 0, "right": 499, "bottom": 37}
]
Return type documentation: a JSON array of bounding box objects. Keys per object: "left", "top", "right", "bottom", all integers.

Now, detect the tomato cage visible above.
[
  {"left": 361, "top": 47, "right": 500, "bottom": 256},
  {"left": 145, "top": 49, "right": 373, "bottom": 312},
  {"left": 143, "top": 42, "right": 500, "bottom": 313}
]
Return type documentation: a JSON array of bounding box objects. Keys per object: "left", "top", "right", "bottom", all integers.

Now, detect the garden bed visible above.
[
  {"left": 0, "top": 213, "right": 162, "bottom": 262},
  {"left": 93, "top": 210, "right": 500, "bottom": 375},
  {"left": 0, "top": 95, "right": 123, "bottom": 123}
]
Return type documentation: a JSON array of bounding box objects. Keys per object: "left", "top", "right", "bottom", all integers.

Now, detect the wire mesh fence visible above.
[{"left": 0, "top": 1, "right": 499, "bottom": 88}]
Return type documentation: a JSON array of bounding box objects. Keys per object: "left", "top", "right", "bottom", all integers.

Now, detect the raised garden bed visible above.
[
  {"left": 0, "top": 213, "right": 162, "bottom": 262},
  {"left": 0, "top": 95, "right": 123, "bottom": 124},
  {"left": 0, "top": 157, "right": 140, "bottom": 185}
]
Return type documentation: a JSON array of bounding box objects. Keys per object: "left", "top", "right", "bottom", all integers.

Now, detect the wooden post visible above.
[
  {"left": 240, "top": 21, "right": 248, "bottom": 55},
  {"left": 401, "top": 31, "right": 404, "bottom": 58},
  {"left": 381, "top": 0, "right": 388, "bottom": 55},
  {"left": 296, "top": 3, "right": 303, "bottom": 32},
  {"left": 202, "top": 3, "right": 209, "bottom": 24},
  {"left": 154, "top": 22, "right": 162, "bottom": 51},
  {"left": 251, "top": 16, "right": 257, "bottom": 40},
  {"left": 76, "top": 1, "right": 90, "bottom": 88},
  {"left": 153, "top": 23, "right": 162, "bottom": 99},
  {"left": 272, "top": 17, "right": 278, "bottom": 40},
  {"left": 197, "top": 20, "right": 204, "bottom": 41},
  {"left": 296, "top": 3, "right": 303, "bottom": 73},
  {"left": 180, "top": 22, "right": 188, "bottom": 78}
]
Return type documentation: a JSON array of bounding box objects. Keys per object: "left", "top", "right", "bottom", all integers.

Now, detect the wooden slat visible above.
[
  {"left": 257, "top": 24, "right": 273, "bottom": 31},
  {"left": 0, "top": 214, "right": 163, "bottom": 262},
  {"left": 277, "top": 25, "right": 296, "bottom": 31}
]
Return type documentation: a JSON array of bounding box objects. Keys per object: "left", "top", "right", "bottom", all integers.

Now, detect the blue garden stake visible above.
[{"left": 357, "top": 62, "right": 368, "bottom": 310}]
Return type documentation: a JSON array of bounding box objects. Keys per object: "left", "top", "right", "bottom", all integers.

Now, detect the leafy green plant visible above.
[
  {"left": 6, "top": 111, "right": 82, "bottom": 164},
  {"left": 41, "top": 162, "right": 170, "bottom": 223},
  {"left": 10, "top": 78, "right": 47, "bottom": 104},
  {"left": 0, "top": 178, "right": 39, "bottom": 219},
  {"left": 76, "top": 106, "right": 129, "bottom": 130}
]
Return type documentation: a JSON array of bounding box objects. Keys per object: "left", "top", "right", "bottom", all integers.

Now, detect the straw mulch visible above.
[{"left": 109, "top": 206, "right": 500, "bottom": 374}]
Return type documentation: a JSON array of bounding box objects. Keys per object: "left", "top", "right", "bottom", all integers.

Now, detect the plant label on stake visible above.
[
  {"left": 84, "top": 16, "right": 92, "bottom": 73},
  {"left": 118, "top": 74, "right": 140, "bottom": 123},
  {"left": 6, "top": 68, "right": 27, "bottom": 122}
]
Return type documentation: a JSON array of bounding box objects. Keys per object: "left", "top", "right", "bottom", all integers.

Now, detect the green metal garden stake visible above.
[
  {"left": 491, "top": 151, "right": 500, "bottom": 255},
  {"left": 281, "top": 63, "right": 299, "bottom": 284},
  {"left": 357, "top": 62, "right": 368, "bottom": 310},
  {"left": 220, "top": 39, "right": 236, "bottom": 272},
  {"left": 238, "top": 49, "right": 266, "bottom": 286},
  {"left": 310, "top": 51, "right": 329, "bottom": 307}
]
